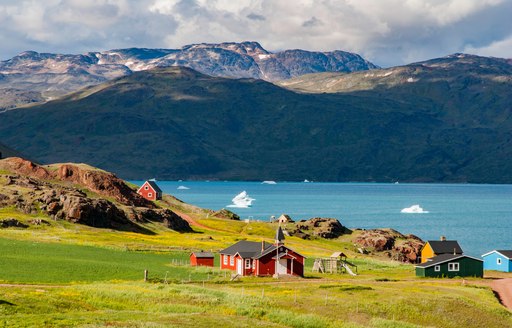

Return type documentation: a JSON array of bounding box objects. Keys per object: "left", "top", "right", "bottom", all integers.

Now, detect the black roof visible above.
[
  {"left": 427, "top": 240, "right": 463, "bottom": 254},
  {"left": 146, "top": 180, "right": 162, "bottom": 193},
  {"left": 191, "top": 252, "right": 214, "bottom": 258},
  {"left": 497, "top": 250, "right": 512, "bottom": 259},
  {"left": 416, "top": 254, "right": 482, "bottom": 268},
  {"left": 483, "top": 250, "right": 512, "bottom": 259},
  {"left": 219, "top": 240, "right": 273, "bottom": 256}
]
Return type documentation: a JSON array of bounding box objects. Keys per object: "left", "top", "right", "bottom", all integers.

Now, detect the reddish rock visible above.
[
  {"left": 0, "top": 157, "right": 52, "bottom": 179},
  {"left": 56, "top": 164, "right": 153, "bottom": 208},
  {"left": 353, "top": 229, "right": 424, "bottom": 263}
]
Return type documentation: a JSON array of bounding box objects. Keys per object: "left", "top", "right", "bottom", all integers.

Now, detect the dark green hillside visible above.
[
  {"left": 1, "top": 61, "right": 512, "bottom": 182},
  {"left": 0, "top": 141, "right": 26, "bottom": 160}
]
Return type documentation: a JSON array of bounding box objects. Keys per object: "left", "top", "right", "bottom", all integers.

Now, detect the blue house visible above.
[{"left": 481, "top": 250, "right": 512, "bottom": 272}]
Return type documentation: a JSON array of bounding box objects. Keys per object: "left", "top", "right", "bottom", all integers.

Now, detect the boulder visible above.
[
  {"left": 293, "top": 218, "right": 351, "bottom": 239},
  {"left": 0, "top": 218, "right": 28, "bottom": 228},
  {"left": 353, "top": 229, "right": 424, "bottom": 263}
]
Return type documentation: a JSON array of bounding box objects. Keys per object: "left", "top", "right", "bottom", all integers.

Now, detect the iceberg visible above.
[
  {"left": 401, "top": 205, "right": 429, "bottom": 214},
  {"left": 227, "top": 191, "right": 255, "bottom": 208},
  {"left": 262, "top": 180, "right": 277, "bottom": 185},
  {"left": 177, "top": 185, "right": 190, "bottom": 190}
]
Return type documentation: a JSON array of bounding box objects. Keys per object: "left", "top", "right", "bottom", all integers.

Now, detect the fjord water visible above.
[{"left": 133, "top": 181, "right": 512, "bottom": 257}]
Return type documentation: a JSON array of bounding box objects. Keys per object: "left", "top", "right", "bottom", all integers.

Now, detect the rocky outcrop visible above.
[
  {"left": 56, "top": 164, "right": 153, "bottom": 207},
  {"left": 0, "top": 158, "right": 154, "bottom": 208},
  {"left": 0, "top": 164, "right": 192, "bottom": 233},
  {"left": 211, "top": 208, "right": 240, "bottom": 220},
  {"left": 0, "top": 157, "right": 52, "bottom": 180},
  {"left": 291, "top": 218, "right": 352, "bottom": 239},
  {"left": 353, "top": 229, "right": 424, "bottom": 263},
  {"left": 127, "top": 208, "right": 192, "bottom": 232}
]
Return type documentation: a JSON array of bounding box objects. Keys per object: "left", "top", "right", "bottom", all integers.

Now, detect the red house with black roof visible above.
[
  {"left": 219, "top": 226, "right": 305, "bottom": 277},
  {"left": 137, "top": 180, "right": 162, "bottom": 201}
]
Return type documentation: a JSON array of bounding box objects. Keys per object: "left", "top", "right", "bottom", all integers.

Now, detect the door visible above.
[
  {"left": 277, "top": 258, "right": 288, "bottom": 275},
  {"left": 237, "top": 258, "right": 243, "bottom": 275}
]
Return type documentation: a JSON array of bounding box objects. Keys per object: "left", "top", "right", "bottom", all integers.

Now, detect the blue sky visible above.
[{"left": 0, "top": 0, "right": 511, "bottom": 67}]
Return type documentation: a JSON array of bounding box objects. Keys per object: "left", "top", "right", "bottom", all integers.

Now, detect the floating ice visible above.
[
  {"left": 401, "top": 205, "right": 429, "bottom": 213},
  {"left": 177, "top": 186, "right": 190, "bottom": 190},
  {"left": 227, "top": 191, "right": 255, "bottom": 208},
  {"left": 262, "top": 180, "right": 277, "bottom": 185}
]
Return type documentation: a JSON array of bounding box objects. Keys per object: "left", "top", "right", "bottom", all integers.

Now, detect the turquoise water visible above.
[{"left": 132, "top": 181, "right": 512, "bottom": 257}]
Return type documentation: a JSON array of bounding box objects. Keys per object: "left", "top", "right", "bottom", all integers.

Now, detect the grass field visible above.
[{"left": 1, "top": 197, "right": 512, "bottom": 327}]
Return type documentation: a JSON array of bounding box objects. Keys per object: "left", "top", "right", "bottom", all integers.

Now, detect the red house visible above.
[
  {"left": 190, "top": 252, "right": 214, "bottom": 267},
  {"left": 137, "top": 180, "right": 162, "bottom": 201},
  {"left": 219, "top": 227, "right": 305, "bottom": 277}
]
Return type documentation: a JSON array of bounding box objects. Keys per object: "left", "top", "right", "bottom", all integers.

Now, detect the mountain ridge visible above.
[
  {"left": 1, "top": 53, "right": 511, "bottom": 183},
  {"left": 0, "top": 41, "right": 377, "bottom": 109}
]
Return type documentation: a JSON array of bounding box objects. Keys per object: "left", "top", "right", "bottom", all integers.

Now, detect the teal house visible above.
[
  {"left": 481, "top": 250, "right": 512, "bottom": 272},
  {"left": 415, "top": 254, "right": 483, "bottom": 278}
]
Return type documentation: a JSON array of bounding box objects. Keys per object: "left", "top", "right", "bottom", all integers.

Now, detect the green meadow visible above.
[{"left": 1, "top": 205, "right": 512, "bottom": 327}]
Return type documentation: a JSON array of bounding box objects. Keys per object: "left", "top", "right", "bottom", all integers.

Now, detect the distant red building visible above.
[
  {"left": 190, "top": 252, "right": 215, "bottom": 267},
  {"left": 219, "top": 227, "right": 305, "bottom": 277},
  {"left": 137, "top": 180, "right": 162, "bottom": 201}
]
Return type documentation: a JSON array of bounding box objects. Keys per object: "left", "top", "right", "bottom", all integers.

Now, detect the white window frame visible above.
[
  {"left": 230, "top": 255, "right": 234, "bottom": 266},
  {"left": 497, "top": 258, "right": 502, "bottom": 265},
  {"left": 145, "top": 186, "right": 149, "bottom": 190},
  {"left": 434, "top": 265, "right": 440, "bottom": 272},
  {"left": 245, "top": 259, "right": 251, "bottom": 269},
  {"left": 448, "top": 262, "right": 459, "bottom": 272},
  {"left": 223, "top": 255, "right": 228, "bottom": 265},
  {"left": 148, "top": 192, "right": 152, "bottom": 198},
  {"left": 252, "top": 260, "right": 256, "bottom": 269}
]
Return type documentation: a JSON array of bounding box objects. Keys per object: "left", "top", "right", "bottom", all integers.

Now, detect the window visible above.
[
  {"left": 145, "top": 186, "right": 149, "bottom": 190},
  {"left": 230, "top": 255, "right": 234, "bottom": 266},
  {"left": 434, "top": 265, "right": 440, "bottom": 272},
  {"left": 223, "top": 255, "right": 227, "bottom": 265},
  {"left": 245, "top": 259, "right": 251, "bottom": 269},
  {"left": 448, "top": 262, "right": 459, "bottom": 271},
  {"left": 497, "top": 258, "right": 502, "bottom": 265},
  {"left": 252, "top": 261, "right": 256, "bottom": 269},
  {"left": 148, "top": 193, "right": 152, "bottom": 197}
]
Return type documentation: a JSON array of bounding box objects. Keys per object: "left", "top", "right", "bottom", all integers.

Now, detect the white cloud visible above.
[{"left": 0, "top": 0, "right": 510, "bottom": 67}]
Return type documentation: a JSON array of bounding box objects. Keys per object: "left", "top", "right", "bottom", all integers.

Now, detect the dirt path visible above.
[{"left": 491, "top": 278, "right": 512, "bottom": 310}]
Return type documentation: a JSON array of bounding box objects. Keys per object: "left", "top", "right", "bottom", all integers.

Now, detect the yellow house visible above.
[{"left": 420, "top": 237, "right": 463, "bottom": 263}]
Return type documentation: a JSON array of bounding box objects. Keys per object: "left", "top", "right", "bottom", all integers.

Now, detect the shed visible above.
[
  {"left": 137, "top": 180, "right": 163, "bottom": 201},
  {"left": 415, "top": 254, "right": 483, "bottom": 278},
  {"left": 277, "top": 214, "right": 294, "bottom": 224},
  {"left": 190, "top": 251, "right": 214, "bottom": 267},
  {"left": 420, "top": 237, "right": 463, "bottom": 263},
  {"left": 482, "top": 250, "right": 512, "bottom": 272}
]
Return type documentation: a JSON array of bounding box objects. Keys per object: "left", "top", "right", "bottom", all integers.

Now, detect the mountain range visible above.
[
  {"left": 0, "top": 42, "right": 377, "bottom": 109},
  {"left": 1, "top": 52, "right": 511, "bottom": 183}
]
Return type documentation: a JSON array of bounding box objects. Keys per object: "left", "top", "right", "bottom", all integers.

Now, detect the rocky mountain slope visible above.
[
  {"left": 0, "top": 42, "right": 377, "bottom": 109},
  {"left": 278, "top": 53, "right": 512, "bottom": 93},
  {"left": 0, "top": 157, "right": 192, "bottom": 232},
  {"left": 1, "top": 52, "right": 511, "bottom": 183}
]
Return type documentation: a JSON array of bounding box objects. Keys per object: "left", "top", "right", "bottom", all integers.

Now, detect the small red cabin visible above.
[
  {"left": 190, "top": 252, "right": 214, "bottom": 267},
  {"left": 219, "top": 227, "right": 305, "bottom": 277},
  {"left": 137, "top": 180, "right": 162, "bottom": 201}
]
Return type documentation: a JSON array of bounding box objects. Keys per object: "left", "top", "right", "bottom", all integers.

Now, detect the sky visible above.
[{"left": 0, "top": 0, "right": 511, "bottom": 67}]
